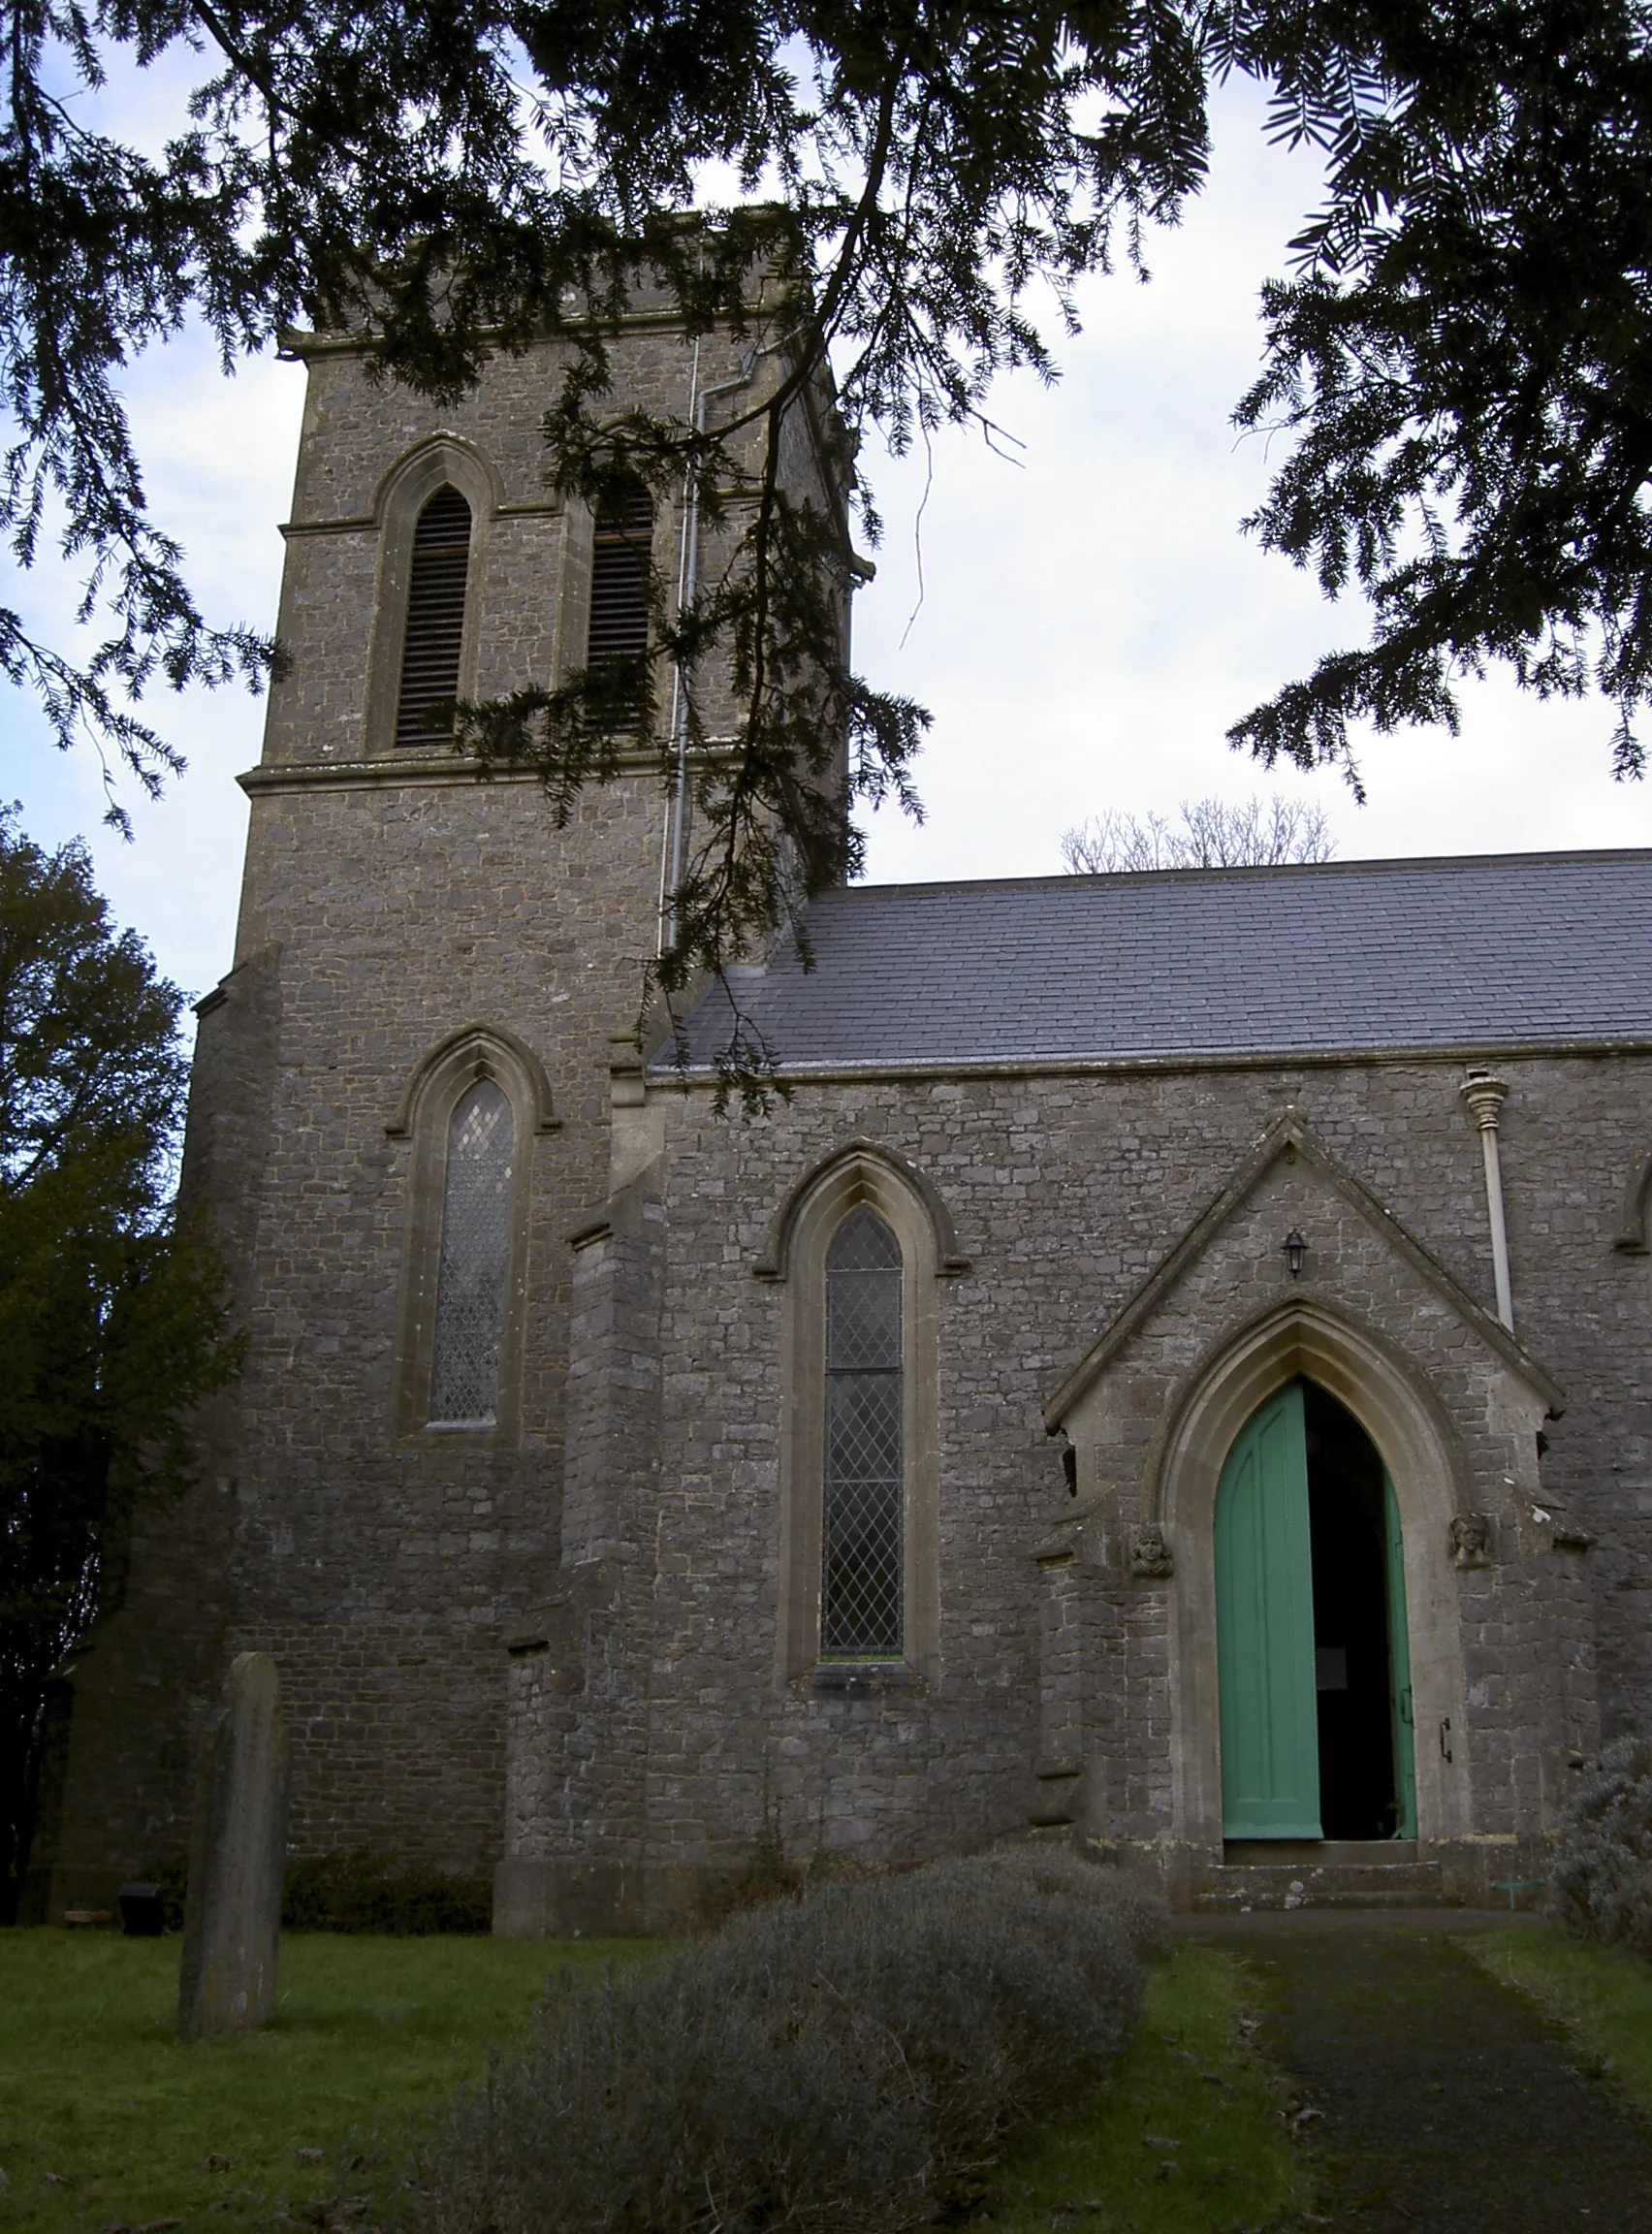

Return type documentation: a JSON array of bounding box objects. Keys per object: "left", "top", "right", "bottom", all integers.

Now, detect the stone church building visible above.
[{"left": 24, "top": 296, "right": 1652, "bottom": 1928}]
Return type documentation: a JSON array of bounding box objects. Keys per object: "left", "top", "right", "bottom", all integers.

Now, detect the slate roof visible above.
[{"left": 663, "top": 848, "right": 1652, "bottom": 1073}]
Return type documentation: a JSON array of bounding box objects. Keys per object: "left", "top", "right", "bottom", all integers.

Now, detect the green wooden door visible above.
[
  {"left": 1383, "top": 1473, "right": 1418, "bottom": 1838},
  {"left": 1215, "top": 1382, "right": 1322, "bottom": 1839}
]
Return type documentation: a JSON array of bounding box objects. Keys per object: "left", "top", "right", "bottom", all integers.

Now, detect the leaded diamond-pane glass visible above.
[
  {"left": 822, "top": 1208, "right": 903, "bottom": 1656},
  {"left": 429, "top": 1080, "right": 514, "bottom": 1423},
  {"left": 827, "top": 1203, "right": 902, "bottom": 1368}
]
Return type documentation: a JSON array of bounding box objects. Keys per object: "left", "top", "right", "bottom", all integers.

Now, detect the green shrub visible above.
[
  {"left": 281, "top": 1850, "right": 492, "bottom": 1935},
  {"left": 412, "top": 1848, "right": 1161, "bottom": 2234},
  {"left": 1546, "top": 1732, "right": 1652, "bottom": 1958}
]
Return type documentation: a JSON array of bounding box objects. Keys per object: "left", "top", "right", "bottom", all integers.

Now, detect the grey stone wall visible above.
[
  {"left": 502, "top": 1047, "right": 1651, "bottom": 1920},
  {"left": 30, "top": 308, "right": 846, "bottom": 1913}
]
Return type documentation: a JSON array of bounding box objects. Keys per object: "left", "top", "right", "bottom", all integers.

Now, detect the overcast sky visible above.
[{"left": 8, "top": 76, "right": 1649, "bottom": 1005}]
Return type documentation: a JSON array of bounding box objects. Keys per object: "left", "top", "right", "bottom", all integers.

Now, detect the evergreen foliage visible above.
[
  {"left": 1220, "top": 0, "right": 1652, "bottom": 788},
  {"left": 413, "top": 1847, "right": 1166, "bottom": 2234},
  {"left": 6, "top": 2, "right": 1651, "bottom": 1029},
  {"left": 1546, "top": 1731, "right": 1652, "bottom": 1959},
  {"left": 0, "top": 811, "right": 239, "bottom": 1916}
]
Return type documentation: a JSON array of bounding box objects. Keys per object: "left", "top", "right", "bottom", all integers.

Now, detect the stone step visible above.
[
  {"left": 1191, "top": 1845, "right": 1456, "bottom": 1912},
  {"left": 1193, "top": 1879, "right": 1461, "bottom": 1911},
  {"left": 1226, "top": 1839, "right": 1424, "bottom": 1865}
]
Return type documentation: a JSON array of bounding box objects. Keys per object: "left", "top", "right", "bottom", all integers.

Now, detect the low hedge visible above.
[
  {"left": 281, "top": 1850, "right": 492, "bottom": 1935},
  {"left": 413, "top": 1845, "right": 1167, "bottom": 2234}
]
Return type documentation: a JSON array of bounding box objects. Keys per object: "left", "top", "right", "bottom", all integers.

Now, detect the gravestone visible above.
[{"left": 176, "top": 1652, "right": 290, "bottom": 2040}]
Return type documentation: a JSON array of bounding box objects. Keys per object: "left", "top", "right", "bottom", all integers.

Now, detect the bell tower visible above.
[{"left": 24, "top": 292, "right": 853, "bottom": 1918}]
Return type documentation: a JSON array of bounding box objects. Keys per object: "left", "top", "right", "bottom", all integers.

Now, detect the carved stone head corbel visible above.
[
  {"left": 1449, "top": 1513, "right": 1493, "bottom": 1567},
  {"left": 1130, "top": 1522, "right": 1174, "bottom": 1580}
]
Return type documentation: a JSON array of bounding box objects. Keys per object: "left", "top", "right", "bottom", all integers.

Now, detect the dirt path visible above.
[{"left": 1185, "top": 1914, "right": 1652, "bottom": 2233}]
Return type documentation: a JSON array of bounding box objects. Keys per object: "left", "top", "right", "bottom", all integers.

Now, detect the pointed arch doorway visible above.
[{"left": 1215, "top": 1380, "right": 1416, "bottom": 1842}]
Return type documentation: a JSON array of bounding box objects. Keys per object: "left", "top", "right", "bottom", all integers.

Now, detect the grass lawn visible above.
[
  {"left": 0, "top": 1929, "right": 646, "bottom": 2234},
  {"left": 1, "top": 1928, "right": 1311, "bottom": 2234},
  {"left": 977, "top": 1941, "right": 1316, "bottom": 2234},
  {"left": 1463, "top": 1923, "right": 1652, "bottom": 2115}
]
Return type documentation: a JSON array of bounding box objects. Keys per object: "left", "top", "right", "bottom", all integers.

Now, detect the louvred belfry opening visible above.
[
  {"left": 586, "top": 478, "right": 653, "bottom": 724},
  {"left": 396, "top": 486, "right": 473, "bottom": 746}
]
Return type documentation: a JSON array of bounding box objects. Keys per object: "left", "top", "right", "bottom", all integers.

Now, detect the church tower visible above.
[{"left": 24, "top": 287, "right": 853, "bottom": 1917}]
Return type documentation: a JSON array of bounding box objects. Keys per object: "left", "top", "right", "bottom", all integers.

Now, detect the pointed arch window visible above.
[
  {"left": 586, "top": 478, "right": 652, "bottom": 724},
  {"left": 822, "top": 1206, "right": 905, "bottom": 1656},
  {"left": 429, "top": 1078, "right": 514, "bottom": 1423},
  {"left": 391, "top": 1027, "right": 556, "bottom": 1440},
  {"left": 396, "top": 485, "right": 472, "bottom": 746},
  {"left": 772, "top": 1148, "right": 951, "bottom": 1684}
]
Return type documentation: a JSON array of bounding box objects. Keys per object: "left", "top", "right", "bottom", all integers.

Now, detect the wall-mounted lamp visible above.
[{"left": 1284, "top": 1229, "right": 1306, "bottom": 1278}]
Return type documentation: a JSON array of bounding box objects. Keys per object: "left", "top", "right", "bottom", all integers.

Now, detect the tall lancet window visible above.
[
  {"left": 822, "top": 1206, "right": 904, "bottom": 1656},
  {"left": 396, "top": 485, "right": 472, "bottom": 746},
  {"left": 429, "top": 1079, "right": 514, "bottom": 1423}
]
